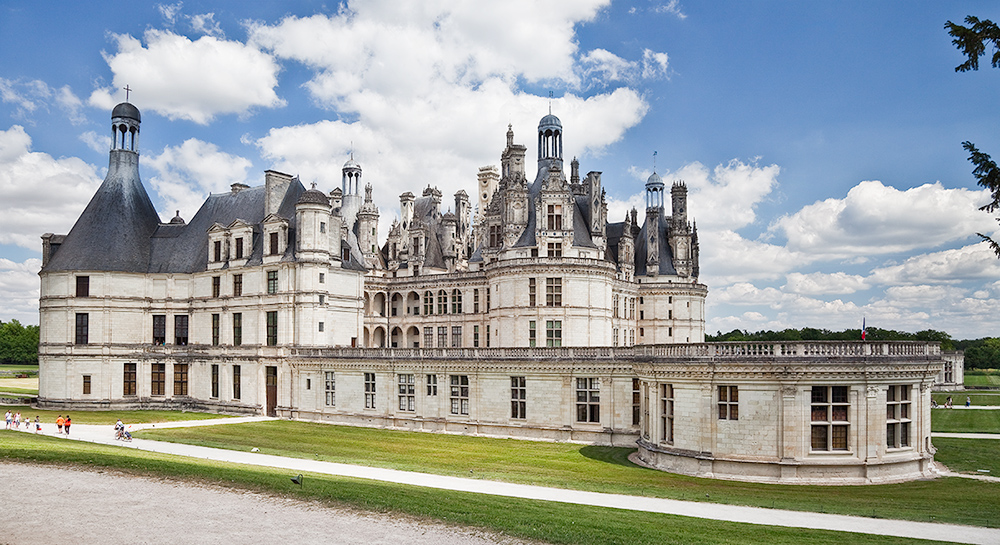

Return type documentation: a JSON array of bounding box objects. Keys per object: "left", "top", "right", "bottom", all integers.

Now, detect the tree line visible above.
[
  {"left": 0, "top": 320, "right": 40, "bottom": 365},
  {"left": 706, "top": 328, "right": 1000, "bottom": 369}
]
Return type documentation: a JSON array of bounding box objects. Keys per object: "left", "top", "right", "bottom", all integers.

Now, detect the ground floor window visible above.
[
  {"left": 266, "top": 311, "right": 278, "bottom": 346},
  {"left": 151, "top": 363, "right": 165, "bottom": 396},
  {"left": 886, "top": 385, "right": 911, "bottom": 448},
  {"left": 575, "top": 378, "right": 600, "bottom": 423},
  {"left": 661, "top": 384, "right": 674, "bottom": 444},
  {"left": 511, "top": 376, "right": 526, "bottom": 419},
  {"left": 123, "top": 363, "right": 136, "bottom": 396},
  {"left": 211, "top": 364, "right": 219, "bottom": 398},
  {"left": 811, "top": 386, "right": 849, "bottom": 451},
  {"left": 82, "top": 375, "right": 91, "bottom": 395},
  {"left": 75, "top": 313, "right": 89, "bottom": 345},
  {"left": 364, "top": 372, "right": 376, "bottom": 409},
  {"left": 632, "top": 378, "right": 641, "bottom": 426},
  {"left": 450, "top": 375, "right": 469, "bottom": 415},
  {"left": 173, "top": 364, "right": 188, "bottom": 396},
  {"left": 325, "top": 371, "right": 335, "bottom": 406},
  {"left": 426, "top": 374, "right": 437, "bottom": 396},
  {"left": 718, "top": 385, "right": 738, "bottom": 420},
  {"left": 398, "top": 374, "right": 415, "bottom": 411},
  {"left": 232, "top": 365, "right": 241, "bottom": 400}
]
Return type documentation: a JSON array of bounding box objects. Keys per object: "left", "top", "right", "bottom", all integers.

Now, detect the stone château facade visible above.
[{"left": 36, "top": 102, "right": 943, "bottom": 484}]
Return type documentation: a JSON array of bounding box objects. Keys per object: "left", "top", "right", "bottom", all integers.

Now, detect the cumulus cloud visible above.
[
  {"left": 89, "top": 29, "right": 284, "bottom": 124},
  {"left": 0, "top": 126, "right": 102, "bottom": 249},
  {"left": 0, "top": 78, "right": 86, "bottom": 124},
  {"left": 771, "top": 181, "right": 996, "bottom": 258},
  {"left": 580, "top": 48, "right": 670, "bottom": 82},
  {"left": 653, "top": 0, "right": 687, "bottom": 19},
  {"left": 0, "top": 258, "right": 42, "bottom": 324},
  {"left": 145, "top": 138, "right": 254, "bottom": 220},
  {"left": 784, "top": 271, "right": 868, "bottom": 295},
  {"left": 867, "top": 242, "right": 1000, "bottom": 286}
]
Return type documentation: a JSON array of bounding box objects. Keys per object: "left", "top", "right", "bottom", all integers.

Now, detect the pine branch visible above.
[
  {"left": 978, "top": 232, "right": 1000, "bottom": 259},
  {"left": 963, "top": 141, "right": 1000, "bottom": 212},
  {"left": 945, "top": 16, "right": 1000, "bottom": 72}
]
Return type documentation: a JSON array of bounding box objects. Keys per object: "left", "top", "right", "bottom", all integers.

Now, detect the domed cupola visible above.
[
  {"left": 342, "top": 154, "right": 362, "bottom": 196},
  {"left": 537, "top": 113, "right": 562, "bottom": 161},
  {"left": 645, "top": 171, "right": 665, "bottom": 210},
  {"left": 298, "top": 185, "right": 331, "bottom": 206},
  {"left": 111, "top": 101, "right": 141, "bottom": 152}
]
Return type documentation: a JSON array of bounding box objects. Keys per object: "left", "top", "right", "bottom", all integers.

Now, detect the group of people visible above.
[
  {"left": 932, "top": 395, "right": 973, "bottom": 409},
  {"left": 4, "top": 410, "right": 41, "bottom": 433},
  {"left": 54, "top": 415, "right": 72, "bottom": 435}
]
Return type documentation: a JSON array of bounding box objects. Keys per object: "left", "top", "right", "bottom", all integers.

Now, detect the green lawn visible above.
[
  {"left": 965, "top": 373, "right": 1000, "bottom": 387},
  {"left": 931, "top": 409, "right": 1000, "bottom": 433},
  {"left": 0, "top": 364, "right": 38, "bottom": 375},
  {"left": 933, "top": 393, "right": 1000, "bottom": 406},
  {"left": 934, "top": 437, "right": 1000, "bottom": 476},
  {"left": 0, "top": 432, "right": 957, "bottom": 545},
  {"left": 136, "top": 420, "right": 1000, "bottom": 528},
  {"left": 0, "top": 405, "right": 231, "bottom": 426}
]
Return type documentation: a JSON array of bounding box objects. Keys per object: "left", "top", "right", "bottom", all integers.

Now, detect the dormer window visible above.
[
  {"left": 213, "top": 241, "right": 222, "bottom": 262},
  {"left": 234, "top": 237, "right": 244, "bottom": 259},
  {"left": 547, "top": 204, "right": 562, "bottom": 230},
  {"left": 269, "top": 232, "right": 279, "bottom": 255}
]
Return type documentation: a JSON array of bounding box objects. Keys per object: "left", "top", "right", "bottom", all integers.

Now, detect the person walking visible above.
[
  {"left": 34, "top": 416, "right": 41, "bottom": 433},
  {"left": 4, "top": 410, "right": 11, "bottom": 429},
  {"left": 966, "top": 396, "right": 972, "bottom": 408},
  {"left": 55, "top": 415, "right": 64, "bottom": 434},
  {"left": 63, "top": 415, "right": 71, "bottom": 436}
]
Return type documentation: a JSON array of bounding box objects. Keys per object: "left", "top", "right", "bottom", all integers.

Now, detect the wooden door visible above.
[{"left": 265, "top": 366, "right": 277, "bottom": 417}]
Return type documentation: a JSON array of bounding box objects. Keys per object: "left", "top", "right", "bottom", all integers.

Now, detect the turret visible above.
[
  {"left": 358, "top": 183, "right": 380, "bottom": 266},
  {"left": 645, "top": 172, "right": 664, "bottom": 275},
  {"left": 295, "top": 183, "right": 332, "bottom": 261}
]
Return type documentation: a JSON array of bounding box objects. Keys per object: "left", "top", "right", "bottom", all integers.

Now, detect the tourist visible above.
[
  {"left": 946, "top": 396, "right": 953, "bottom": 408},
  {"left": 56, "top": 415, "right": 64, "bottom": 434},
  {"left": 13, "top": 411, "right": 20, "bottom": 429},
  {"left": 63, "top": 415, "right": 71, "bottom": 436},
  {"left": 34, "top": 416, "right": 41, "bottom": 433},
  {"left": 966, "top": 396, "right": 971, "bottom": 408},
  {"left": 4, "top": 410, "right": 11, "bottom": 429}
]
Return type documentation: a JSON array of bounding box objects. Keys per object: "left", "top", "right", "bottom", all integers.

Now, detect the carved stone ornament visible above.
[{"left": 866, "top": 385, "right": 880, "bottom": 398}]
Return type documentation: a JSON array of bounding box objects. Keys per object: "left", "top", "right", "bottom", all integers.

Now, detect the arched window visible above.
[
  {"left": 438, "top": 290, "right": 448, "bottom": 315},
  {"left": 424, "top": 291, "right": 434, "bottom": 315}
]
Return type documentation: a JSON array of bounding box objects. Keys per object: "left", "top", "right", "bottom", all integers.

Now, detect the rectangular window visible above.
[
  {"left": 426, "top": 374, "right": 437, "bottom": 396},
  {"left": 450, "top": 375, "right": 470, "bottom": 415},
  {"left": 438, "top": 326, "right": 447, "bottom": 348},
  {"left": 82, "top": 375, "right": 91, "bottom": 395},
  {"left": 173, "top": 364, "right": 188, "bottom": 396},
  {"left": 76, "top": 276, "right": 89, "bottom": 297},
  {"left": 451, "top": 290, "right": 462, "bottom": 314},
  {"left": 886, "top": 385, "right": 911, "bottom": 448},
  {"left": 528, "top": 320, "right": 536, "bottom": 348},
  {"left": 232, "top": 365, "right": 241, "bottom": 399},
  {"left": 528, "top": 278, "right": 536, "bottom": 306},
  {"left": 811, "top": 386, "right": 850, "bottom": 451},
  {"left": 211, "top": 364, "right": 219, "bottom": 398},
  {"left": 546, "top": 320, "right": 562, "bottom": 347},
  {"left": 212, "top": 276, "right": 221, "bottom": 298},
  {"left": 364, "top": 372, "right": 376, "bottom": 409},
  {"left": 424, "top": 292, "right": 434, "bottom": 315},
  {"left": 318, "top": 321, "right": 324, "bottom": 332},
  {"left": 232, "top": 313, "right": 242, "bottom": 346},
  {"left": 267, "top": 270, "right": 278, "bottom": 294},
  {"left": 233, "top": 274, "right": 243, "bottom": 296},
  {"left": 269, "top": 231, "right": 279, "bottom": 255},
  {"left": 211, "top": 314, "right": 220, "bottom": 346},
  {"left": 398, "top": 374, "right": 415, "bottom": 411},
  {"left": 424, "top": 326, "right": 433, "bottom": 348},
  {"left": 234, "top": 237, "right": 244, "bottom": 259},
  {"left": 319, "top": 272, "right": 325, "bottom": 283},
  {"left": 437, "top": 291, "right": 448, "bottom": 315},
  {"left": 325, "top": 371, "right": 335, "bottom": 406},
  {"left": 451, "top": 326, "right": 462, "bottom": 347},
  {"left": 74, "top": 313, "right": 88, "bottom": 345},
  {"left": 632, "top": 378, "right": 641, "bottom": 426},
  {"left": 473, "top": 289, "right": 480, "bottom": 313},
  {"left": 174, "top": 315, "right": 189, "bottom": 345},
  {"left": 320, "top": 221, "right": 326, "bottom": 233},
  {"left": 547, "top": 242, "right": 562, "bottom": 257},
  {"left": 213, "top": 240, "right": 222, "bottom": 262},
  {"left": 576, "top": 378, "right": 600, "bottom": 423},
  {"left": 511, "top": 376, "right": 526, "bottom": 419},
  {"left": 486, "top": 288, "right": 491, "bottom": 311},
  {"left": 306, "top": 378, "right": 311, "bottom": 390},
  {"left": 661, "top": 384, "right": 674, "bottom": 444},
  {"left": 546, "top": 277, "right": 562, "bottom": 307},
  {"left": 718, "top": 385, "right": 738, "bottom": 420},
  {"left": 547, "top": 204, "right": 562, "bottom": 230},
  {"left": 123, "top": 363, "right": 136, "bottom": 396},
  {"left": 486, "top": 324, "right": 490, "bottom": 347},
  {"left": 151, "top": 363, "right": 165, "bottom": 396},
  {"left": 266, "top": 311, "right": 278, "bottom": 346},
  {"left": 473, "top": 325, "right": 480, "bottom": 348}
]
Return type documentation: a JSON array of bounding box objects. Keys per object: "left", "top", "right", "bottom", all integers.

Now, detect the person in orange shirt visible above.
[
  {"left": 63, "top": 415, "right": 71, "bottom": 436},
  {"left": 55, "top": 415, "right": 65, "bottom": 434}
]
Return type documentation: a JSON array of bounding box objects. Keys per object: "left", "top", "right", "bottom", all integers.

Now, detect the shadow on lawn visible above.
[{"left": 578, "top": 446, "right": 642, "bottom": 468}]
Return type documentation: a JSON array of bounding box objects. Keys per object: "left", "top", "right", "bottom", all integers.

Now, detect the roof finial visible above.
[
  {"left": 548, "top": 91, "right": 553, "bottom": 114},
  {"left": 123, "top": 84, "right": 132, "bottom": 102},
  {"left": 653, "top": 150, "right": 658, "bottom": 173}
]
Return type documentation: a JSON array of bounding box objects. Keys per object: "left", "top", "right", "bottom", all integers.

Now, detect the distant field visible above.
[
  {"left": 966, "top": 373, "right": 1000, "bottom": 387},
  {"left": 931, "top": 409, "right": 1000, "bottom": 433},
  {"left": 0, "top": 377, "right": 39, "bottom": 396}
]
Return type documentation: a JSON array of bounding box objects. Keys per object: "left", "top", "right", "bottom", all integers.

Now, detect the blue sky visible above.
[{"left": 2, "top": 1, "right": 999, "bottom": 338}]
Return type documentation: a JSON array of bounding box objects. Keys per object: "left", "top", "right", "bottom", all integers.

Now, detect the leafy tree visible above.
[
  {"left": 964, "top": 338, "right": 1000, "bottom": 369},
  {"left": 945, "top": 16, "right": 1000, "bottom": 257},
  {"left": 0, "top": 320, "right": 39, "bottom": 365}
]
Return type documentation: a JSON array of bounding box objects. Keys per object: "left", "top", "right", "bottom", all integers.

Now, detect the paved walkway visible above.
[{"left": 18, "top": 419, "right": 1000, "bottom": 545}]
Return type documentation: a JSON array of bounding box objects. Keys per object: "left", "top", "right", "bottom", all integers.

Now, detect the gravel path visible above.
[{"left": 0, "top": 462, "right": 532, "bottom": 545}]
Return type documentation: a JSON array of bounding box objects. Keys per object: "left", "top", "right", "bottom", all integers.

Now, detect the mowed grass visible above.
[
  {"left": 0, "top": 432, "right": 958, "bottom": 545},
  {"left": 137, "top": 420, "right": 1000, "bottom": 528},
  {"left": 0, "top": 405, "right": 231, "bottom": 426},
  {"left": 933, "top": 393, "right": 1000, "bottom": 406},
  {"left": 931, "top": 409, "right": 1000, "bottom": 433},
  {"left": 965, "top": 373, "right": 1000, "bottom": 387},
  {"left": 0, "top": 377, "right": 39, "bottom": 396},
  {"left": 934, "top": 438, "right": 1000, "bottom": 476}
]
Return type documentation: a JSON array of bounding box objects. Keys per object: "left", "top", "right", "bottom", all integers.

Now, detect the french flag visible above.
[{"left": 861, "top": 318, "right": 867, "bottom": 341}]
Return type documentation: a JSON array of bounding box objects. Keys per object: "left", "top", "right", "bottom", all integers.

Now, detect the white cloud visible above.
[
  {"left": 867, "top": 242, "right": 1000, "bottom": 286},
  {"left": 580, "top": 48, "right": 670, "bottom": 82},
  {"left": 189, "top": 13, "right": 224, "bottom": 38},
  {"left": 89, "top": 29, "right": 285, "bottom": 124},
  {"left": 0, "top": 258, "right": 42, "bottom": 324},
  {"left": 784, "top": 271, "right": 868, "bottom": 295},
  {"left": 79, "top": 131, "right": 110, "bottom": 154},
  {"left": 145, "top": 138, "right": 254, "bottom": 220},
  {"left": 157, "top": 2, "right": 183, "bottom": 26},
  {"left": 652, "top": 0, "right": 687, "bottom": 19},
  {"left": 771, "top": 181, "right": 996, "bottom": 258},
  {"left": 0, "top": 78, "right": 86, "bottom": 124},
  {"left": 0, "top": 126, "right": 102, "bottom": 249}
]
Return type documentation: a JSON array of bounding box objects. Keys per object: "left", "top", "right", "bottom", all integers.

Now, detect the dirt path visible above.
[{"left": 0, "top": 462, "right": 532, "bottom": 545}]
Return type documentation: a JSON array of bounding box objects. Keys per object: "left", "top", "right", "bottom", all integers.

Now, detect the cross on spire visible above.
[{"left": 123, "top": 84, "right": 132, "bottom": 102}]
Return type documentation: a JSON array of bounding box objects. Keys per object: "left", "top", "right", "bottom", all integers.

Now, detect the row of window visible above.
[
  {"left": 119, "top": 362, "right": 241, "bottom": 400},
  {"left": 320, "top": 373, "right": 601, "bottom": 423},
  {"left": 73, "top": 312, "right": 278, "bottom": 347},
  {"left": 76, "top": 271, "right": 283, "bottom": 301}
]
